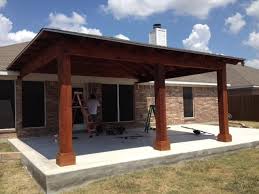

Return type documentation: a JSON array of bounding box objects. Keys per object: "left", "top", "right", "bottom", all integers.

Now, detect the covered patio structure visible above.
[{"left": 8, "top": 28, "right": 245, "bottom": 166}]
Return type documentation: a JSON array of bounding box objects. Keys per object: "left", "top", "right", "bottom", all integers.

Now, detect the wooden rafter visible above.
[
  {"left": 65, "top": 40, "right": 225, "bottom": 70},
  {"left": 20, "top": 44, "right": 59, "bottom": 78}
]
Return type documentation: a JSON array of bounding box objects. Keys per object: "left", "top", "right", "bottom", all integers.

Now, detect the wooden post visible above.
[
  {"left": 56, "top": 54, "right": 76, "bottom": 166},
  {"left": 154, "top": 64, "right": 170, "bottom": 150},
  {"left": 217, "top": 64, "right": 232, "bottom": 142}
]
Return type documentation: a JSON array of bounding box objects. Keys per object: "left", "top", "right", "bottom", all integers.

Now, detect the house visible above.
[
  {"left": 0, "top": 26, "right": 239, "bottom": 136},
  {"left": 226, "top": 65, "right": 259, "bottom": 121},
  {"left": 0, "top": 26, "right": 244, "bottom": 166},
  {"left": 0, "top": 41, "right": 221, "bottom": 136},
  {"left": 172, "top": 64, "right": 259, "bottom": 121}
]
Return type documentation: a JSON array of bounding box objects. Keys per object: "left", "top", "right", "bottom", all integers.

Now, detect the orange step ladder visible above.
[{"left": 72, "top": 91, "right": 96, "bottom": 136}]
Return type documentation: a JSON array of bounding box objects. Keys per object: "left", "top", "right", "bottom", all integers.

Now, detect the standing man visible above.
[{"left": 87, "top": 94, "right": 100, "bottom": 122}]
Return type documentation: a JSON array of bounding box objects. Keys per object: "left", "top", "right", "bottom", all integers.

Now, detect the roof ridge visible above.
[{"left": 0, "top": 41, "right": 30, "bottom": 49}]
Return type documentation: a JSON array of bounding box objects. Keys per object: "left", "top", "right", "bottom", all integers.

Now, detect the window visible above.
[
  {"left": 183, "top": 87, "right": 194, "bottom": 118},
  {"left": 102, "top": 84, "right": 118, "bottom": 122},
  {"left": 22, "top": 81, "right": 45, "bottom": 128},
  {"left": 119, "top": 85, "right": 134, "bottom": 121},
  {"left": 0, "top": 80, "right": 15, "bottom": 129},
  {"left": 102, "top": 84, "right": 134, "bottom": 122}
]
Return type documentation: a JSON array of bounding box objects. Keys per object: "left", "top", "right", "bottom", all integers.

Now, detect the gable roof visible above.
[
  {"left": 0, "top": 42, "right": 29, "bottom": 71},
  {"left": 7, "top": 28, "right": 244, "bottom": 81},
  {"left": 8, "top": 28, "right": 244, "bottom": 72},
  {"left": 0, "top": 38, "right": 257, "bottom": 88}
]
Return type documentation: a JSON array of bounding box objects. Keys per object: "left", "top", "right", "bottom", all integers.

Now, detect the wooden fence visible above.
[{"left": 228, "top": 95, "right": 259, "bottom": 121}]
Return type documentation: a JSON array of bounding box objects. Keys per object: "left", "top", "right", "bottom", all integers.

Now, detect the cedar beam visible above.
[
  {"left": 154, "top": 64, "right": 170, "bottom": 150},
  {"left": 56, "top": 53, "right": 76, "bottom": 166},
  {"left": 137, "top": 67, "right": 212, "bottom": 83},
  {"left": 66, "top": 41, "right": 225, "bottom": 70},
  {"left": 217, "top": 64, "right": 232, "bottom": 142}
]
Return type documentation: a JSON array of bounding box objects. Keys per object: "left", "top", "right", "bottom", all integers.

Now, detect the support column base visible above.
[
  {"left": 217, "top": 133, "right": 232, "bottom": 142},
  {"left": 154, "top": 140, "right": 171, "bottom": 151},
  {"left": 56, "top": 152, "right": 76, "bottom": 166}
]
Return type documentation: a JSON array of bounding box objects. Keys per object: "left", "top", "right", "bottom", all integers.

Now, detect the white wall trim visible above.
[
  {"left": 0, "top": 71, "right": 236, "bottom": 88},
  {"left": 0, "top": 71, "right": 19, "bottom": 80},
  {"left": 0, "top": 71, "right": 19, "bottom": 76},
  {"left": 165, "top": 81, "right": 217, "bottom": 86},
  {"left": 141, "top": 80, "right": 231, "bottom": 87},
  {"left": 228, "top": 85, "right": 259, "bottom": 89}
]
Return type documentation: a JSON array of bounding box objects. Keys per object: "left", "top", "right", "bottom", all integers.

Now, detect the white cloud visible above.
[
  {"left": 0, "top": 11, "right": 102, "bottom": 46},
  {"left": 8, "top": 30, "right": 36, "bottom": 43},
  {"left": 114, "top": 34, "right": 130, "bottom": 40},
  {"left": 246, "top": 0, "right": 259, "bottom": 19},
  {"left": 225, "top": 13, "right": 246, "bottom": 34},
  {"left": 244, "top": 32, "right": 259, "bottom": 69},
  {"left": 101, "top": 0, "right": 236, "bottom": 19},
  {"left": 0, "top": 0, "right": 7, "bottom": 9},
  {"left": 0, "top": 14, "right": 36, "bottom": 46},
  {"left": 182, "top": 24, "right": 211, "bottom": 52},
  {"left": 0, "top": 1, "right": 36, "bottom": 46},
  {"left": 48, "top": 12, "right": 102, "bottom": 36},
  {"left": 245, "top": 59, "right": 259, "bottom": 69},
  {"left": 244, "top": 32, "right": 259, "bottom": 50}
]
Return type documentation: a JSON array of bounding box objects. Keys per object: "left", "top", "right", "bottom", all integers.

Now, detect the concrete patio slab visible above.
[{"left": 9, "top": 124, "right": 259, "bottom": 193}]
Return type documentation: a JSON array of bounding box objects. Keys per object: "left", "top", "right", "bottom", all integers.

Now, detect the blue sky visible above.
[{"left": 1, "top": 0, "right": 259, "bottom": 68}]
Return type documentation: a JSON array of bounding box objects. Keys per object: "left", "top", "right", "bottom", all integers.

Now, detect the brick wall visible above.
[
  {"left": 45, "top": 81, "right": 59, "bottom": 131},
  {"left": 15, "top": 81, "right": 218, "bottom": 137},
  {"left": 192, "top": 87, "right": 218, "bottom": 123},
  {"left": 135, "top": 85, "right": 218, "bottom": 126}
]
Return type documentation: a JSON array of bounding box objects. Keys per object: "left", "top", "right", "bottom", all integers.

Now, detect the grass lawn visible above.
[
  {"left": 0, "top": 160, "right": 42, "bottom": 194},
  {"left": 0, "top": 142, "right": 16, "bottom": 152},
  {"left": 1, "top": 148, "right": 259, "bottom": 194},
  {"left": 229, "top": 120, "right": 259, "bottom": 129}
]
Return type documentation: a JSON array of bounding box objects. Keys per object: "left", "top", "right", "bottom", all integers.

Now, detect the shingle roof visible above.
[
  {"left": 169, "top": 71, "right": 217, "bottom": 83},
  {"left": 0, "top": 42, "right": 29, "bottom": 71},
  {"left": 169, "top": 65, "right": 259, "bottom": 87},
  {"left": 0, "top": 41, "right": 258, "bottom": 88},
  {"left": 227, "top": 65, "right": 259, "bottom": 87}
]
